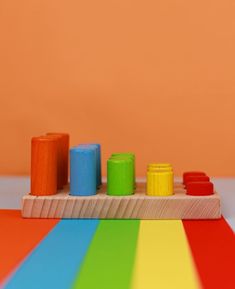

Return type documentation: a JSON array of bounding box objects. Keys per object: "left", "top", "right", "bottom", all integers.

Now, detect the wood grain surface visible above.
[{"left": 22, "top": 182, "right": 221, "bottom": 219}]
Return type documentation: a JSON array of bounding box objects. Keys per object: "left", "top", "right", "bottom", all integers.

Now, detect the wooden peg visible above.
[
  {"left": 31, "top": 136, "right": 57, "bottom": 196},
  {"left": 47, "top": 133, "right": 69, "bottom": 189}
]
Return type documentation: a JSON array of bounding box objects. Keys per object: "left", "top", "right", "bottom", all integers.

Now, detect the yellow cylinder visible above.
[
  {"left": 148, "top": 167, "right": 173, "bottom": 172},
  {"left": 147, "top": 163, "right": 173, "bottom": 172},
  {"left": 147, "top": 170, "right": 174, "bottom": 196},
  {"left": 148, "top": 163, "right": 172, "bottom": 168}
]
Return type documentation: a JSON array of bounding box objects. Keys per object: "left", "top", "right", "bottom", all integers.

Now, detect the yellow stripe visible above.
[{"left": 132, "top": 220, "right": 201, "bottom": 289}]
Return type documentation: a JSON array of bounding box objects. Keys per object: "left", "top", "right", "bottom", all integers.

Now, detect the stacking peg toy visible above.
[
  {"left": 31, "top": 136, "right": 58, "bottom": 196},
  {"left": 22, "top": 135, "right": 222, "bottom": 219}
]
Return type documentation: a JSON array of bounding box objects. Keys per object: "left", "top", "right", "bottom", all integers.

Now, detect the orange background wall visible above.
[{"left": 1, "top": 0, "right": 235, "bottom": 176}]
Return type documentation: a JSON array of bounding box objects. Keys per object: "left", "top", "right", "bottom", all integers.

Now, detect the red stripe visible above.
[
  {"left": 183, "top": 218, "right": 235, "bottom": 289},
  {"left": 0, "top": 210, "right": 58, "bottom": 283}
]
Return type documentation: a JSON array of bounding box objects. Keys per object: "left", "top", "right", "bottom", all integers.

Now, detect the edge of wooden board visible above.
[{"left": 21, "top": 182, "right": 221, "bottom": 219}]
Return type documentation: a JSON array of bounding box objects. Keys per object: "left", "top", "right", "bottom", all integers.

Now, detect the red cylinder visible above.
[
  {"left": 183, "top": 171, "right": 206, "bottom": 184},
  {"left": 47, "top": 133, "right": 69, "bottom": 189},
  {"left": 186, "top": 182, "right": 214, "bottom": 196},
  {"left": 184, "top": 175, "right": 210, "bottom": 185},
  {"left": 31, "top": 136, "right": 58, "bottom": 196}
]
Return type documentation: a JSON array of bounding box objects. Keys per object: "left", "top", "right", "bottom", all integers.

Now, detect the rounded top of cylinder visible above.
[
  {"left": 79, "top": 143, "right": 101, "bottom": 148},
  {"left": 111, "top": 152, "right": 135, "bottom": 159},
  {"left": 147, "top": 163, "right": 173, "bottom": 172},
  {"left": 31, "top": 136, "right": 58, "bottom": 143},
  {"left": 110, "top": 155, "right": 133, "bottom": 160},
  {"left": 70, "top": 145, "right": 96, "bottom": 154},
  {"left": 47, "top": 132, "right": 69, "bottom": 137},
  {"left": 108, "top": 157, "right": 132, "bottom": 164},
  {"left": 148, "top": 163, "right": 172, "bottom": 168}
]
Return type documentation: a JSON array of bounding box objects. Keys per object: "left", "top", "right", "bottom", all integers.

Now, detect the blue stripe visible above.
[{"left": 4, "top": 219, "right": 99, "bottom": 289}]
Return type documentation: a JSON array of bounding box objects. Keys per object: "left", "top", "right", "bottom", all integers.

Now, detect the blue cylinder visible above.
[
  {"left": 70, "top": 146, "right": 97, "bottom": 196},
  {"left": 79, "top": 143, "right": 102, "bottom": 188},
  {"left": 91, "top": 143, "right": 102, "bottom": 188}
]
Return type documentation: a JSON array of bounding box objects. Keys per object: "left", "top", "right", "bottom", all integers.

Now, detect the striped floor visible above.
[{"left": 0, "top": 210, "right": 235, "bottom": 289}]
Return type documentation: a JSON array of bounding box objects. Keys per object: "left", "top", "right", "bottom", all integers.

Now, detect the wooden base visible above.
[
  {"left": 22, "top": 183, "right": 221, "bottom": 220},
  {"left": 22, "top": 182, "right": 221, "bottom": 219}
]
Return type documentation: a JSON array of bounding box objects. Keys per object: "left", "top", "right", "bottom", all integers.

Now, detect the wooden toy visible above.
[{"left": 22, "top": 133, "right": 221, "bottom": 219}]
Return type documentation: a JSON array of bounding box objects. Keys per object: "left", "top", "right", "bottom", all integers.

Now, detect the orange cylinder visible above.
[
  {"left": 47, "top": 133, "right": 69, "bottom": 188},
  {"left": 31, "top": 136, "right": 58, "bottom": 196}
]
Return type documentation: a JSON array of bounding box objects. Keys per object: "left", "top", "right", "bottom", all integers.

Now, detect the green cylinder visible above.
[
  {"left": 111, "top": 153, "right": 136, "bottom": 187},
  {"left": 110, "top": 155, "right": 135, "bottom": 189},
  {"left": 111, "top": 152, "right": 135, "bottom": 160},
  {"left": 107, "top": 158, "right": 134, "bottom": 196}
]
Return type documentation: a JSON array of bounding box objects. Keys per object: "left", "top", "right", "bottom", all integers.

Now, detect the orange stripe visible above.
[{"left": 0, "top": 210, "right": 58, "bottom": 283}]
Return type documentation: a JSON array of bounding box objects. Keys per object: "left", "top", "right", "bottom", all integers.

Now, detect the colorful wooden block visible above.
[{"left": 24, "top": 133, "right": 221, "bottom": 219}]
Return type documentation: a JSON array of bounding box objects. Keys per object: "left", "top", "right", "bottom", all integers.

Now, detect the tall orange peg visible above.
[
  {"left": 31, "top": 136, "right": 58, "bottom": 196},
  {"left": 47, "top": 133, "right": 69, "bottom": 188}
]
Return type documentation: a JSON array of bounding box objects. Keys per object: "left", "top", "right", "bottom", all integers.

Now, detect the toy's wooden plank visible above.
[{"left": 21, "top": 183, "right": 221, "bottom": 219}]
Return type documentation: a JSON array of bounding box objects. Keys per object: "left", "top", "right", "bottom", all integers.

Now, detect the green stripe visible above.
[{"left": 72, "top": 220, "right": 140, "bottom": 289}]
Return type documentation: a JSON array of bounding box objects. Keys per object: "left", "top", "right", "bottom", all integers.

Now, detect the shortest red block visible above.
[
  {"left": 186, "top": 182, "right": 214, "bottom": 196},
  {"left": 183, "top": 171, "right": 206, "bottom": 184},
  {"left": 184, "top": 175, "right": 210, "bottom": 185}
]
